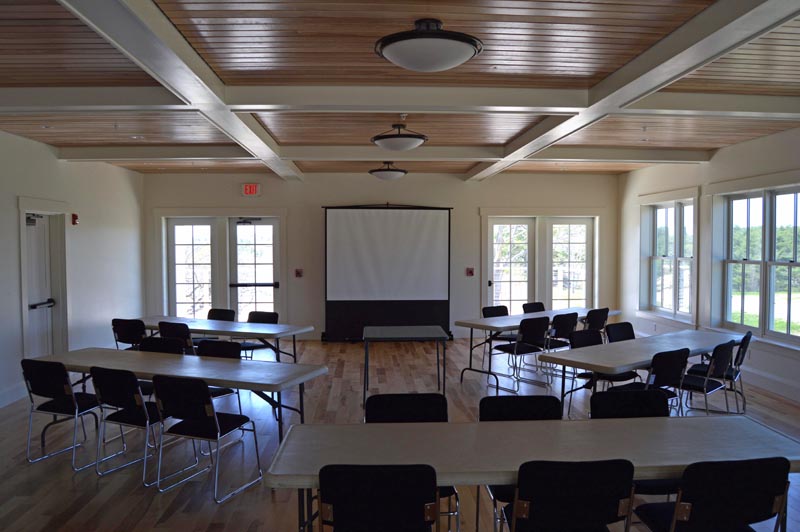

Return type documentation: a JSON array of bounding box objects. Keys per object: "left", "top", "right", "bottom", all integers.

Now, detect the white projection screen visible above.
[{"left": 324, "top": 206, "right": 451, "bottom": 340}]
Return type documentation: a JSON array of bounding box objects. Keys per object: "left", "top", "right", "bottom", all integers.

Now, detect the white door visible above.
[
  {"left": 167, "top": 218, "right": 214, "bottom": 318},
  {"left": 542, "top": 218, "right": 594, "bottom": 309},
  {"left": 25, "top": 214, "right": 54, "bottom": 358},
  {"left": 488, "top": 218, "right": 535, "bottom": 315},
  {"left": 229, "top": 218, "right": 280, "bottom": 321}
]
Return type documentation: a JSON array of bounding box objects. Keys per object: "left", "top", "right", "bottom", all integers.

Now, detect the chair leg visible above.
[
  {"left": 213, "top": 421, "right": 263, "bottom": 503},
  {"left": 71, "top": 411, "right": 96, "bottom": 472},
  {"left": 156, "top": 430, "right": 208, "bottom": 493}
]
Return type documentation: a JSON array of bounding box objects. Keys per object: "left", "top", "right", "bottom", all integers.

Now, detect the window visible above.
[
  {"left": 725, "top": 195, "right": 763, "bottom": 329},
  {"left": 769, "top": 192, "right": 800, "bottom": 336},
  {"left": 550, "top": 221, "right": 591, "bottom": 310},
  {"left": 229, "top": 218, "right": 278, "bottom": 319},
  {"left": 648, "top": 201, "right": 694, "bottom": 318},
  {"left": 167, "top": 220, "right": 213, "bottom": 319},
  {"left": 490, "top": 219, "right": 532, "bottom": 315}
]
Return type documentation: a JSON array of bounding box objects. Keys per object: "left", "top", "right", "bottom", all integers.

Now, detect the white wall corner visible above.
[{"left": 0, "top": 381, "right": 26, "bottom": 409}]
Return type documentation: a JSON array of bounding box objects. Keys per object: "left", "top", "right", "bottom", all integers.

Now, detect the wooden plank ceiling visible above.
[
  {"left": 0, "top": 112, "right": 234, "bottom": 146},
  {"left": 666, "top": 17, "right": 800, "bottom": 96},
  {"left": 508, "top": 161, "right": 651, "bottom": 174},
  {"left": 0, "top": 0, "right": 157, "bottom": 86},
  {"left": 111, "top": 159, "right": 271, "bottom": 173},
  {"left": 253, "top": 112, "right": 543, "bottom": 146},
  {"left": 152, "top": 0, "right": 715, "bottom": 88},
  {"left": 556, "top": 115, "right": 800, "bottom": 150},
  {"left": 294, "top": 161, "right": 477, "bottom": 174}
]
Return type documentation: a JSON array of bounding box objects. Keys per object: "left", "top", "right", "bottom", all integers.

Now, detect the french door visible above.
[
  {"left": 229, "top": 218, "right": 279, "bottom": 320},
  {"left": 541, "top": 218, "right": 594, "bottom": 310},
  {"left": 488, "top": 218, "right": 535, "bottom": 315},
  {"left": 167, "top": 218, "right": 213, "bottom": 318}
]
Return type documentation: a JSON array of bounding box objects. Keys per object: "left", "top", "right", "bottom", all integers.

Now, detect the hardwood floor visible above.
[{"left": 0, "top": 340, "right": 798, "bottom": 531}]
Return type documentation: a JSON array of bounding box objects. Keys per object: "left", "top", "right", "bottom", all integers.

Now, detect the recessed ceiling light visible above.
[
  {"left": 375, "top": 18, "right": 483, "bottom": 72},
  {"left": 371, "top": 123, "right": 428, "bottom": 151},
  {"left": 369, "top": 161, "right": 407, "bottom": 180}
]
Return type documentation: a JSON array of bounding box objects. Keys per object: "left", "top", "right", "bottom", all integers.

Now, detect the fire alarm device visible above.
[
  {"left": 466, "top": 267, "right": 474, "bottom": 277},
  {"left": 295, "top": 268, "right": 304, "bottom": 278},
  {"left": 71, "top": 213, "right": 79, "bottom": 225},
  {"left": 241, "top": 183, "right": 261, "bottom": 197}
]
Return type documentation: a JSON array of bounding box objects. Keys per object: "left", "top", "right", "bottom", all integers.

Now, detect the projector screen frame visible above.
[{"left": 322, "top": 203, "right": 452, "bottom": 341}]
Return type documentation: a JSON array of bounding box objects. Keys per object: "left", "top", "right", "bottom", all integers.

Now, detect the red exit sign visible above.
[{"left": 242, "top": 183, "right": 261, "bottom": 197}]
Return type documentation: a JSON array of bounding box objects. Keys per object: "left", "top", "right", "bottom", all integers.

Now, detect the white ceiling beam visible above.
[
  {"left": 226, "top": 86, "right": 587, "bottom": 115},
  {"left": 57, "top": 0, "right": 302, "bottom": 180},
  {"left": 0, "top": 87, "right": 188, "bottom": 113},
  {"left": 58, "top": 145, "right": 253, "bottom": 162},
  {"left": 465, "top": 0, "right": 800, "bottom": 181},
  {"left": 529, "top": 146, "right": 711, "bottom": 164},
  {"left": 279, "top": 146, "right": 503, "bottom": 162},
  {"left": 622, "top": 92, "right": 800, "bottom": 120}
]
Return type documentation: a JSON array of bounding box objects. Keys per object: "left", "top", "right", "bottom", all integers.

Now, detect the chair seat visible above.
[
  {"left": 634, "top": 478, "right": 681, "bottom": 495},
  {"left": 37, "top": 392, "right": 98, "bottom": 415},
  {"left": 635, "top": 502, "right": 756, "bottom": 532},
  {"left": 502, "top": 504, "right": 610, "bottom": 531},
  {"left": 239, "top": 341, "right": 269, "bottom": 351},
  {"left": 488, "top": 484, "right": 515, "bottom": 503},
  {"left": 494, "top": 342, "right": 543, "bottom": 355},
  {"left": 105, "top": 401, "right": 160, "bottom": 428},
  {"left": 687, "top": 363, "right": 739, "bottom": 380},
  {"left": 192, "top": 336, "right": 220, "bottom": 346},
  {"left": 166, "top": 412, "right": 251, "bottom": 440},
  {"left": 439, "top": 485, "right": 457, "bottom": 499},
  {"left": 532, "top": 338, "right": 570, "bottom": 350},
  {"left": 138, "top": 379, "right": 154, "bottom": 396},
  {"left": 209, "top": 386, "right": 236, "bottom": 398},
  {"left": 680, "top": 374, "right": 725, "bottom": 393},
  {"left": 491, "top": 333, "right": 517, "bottom": 343},
  {"left": 611, "top": 382, "right": 678, "bottom": 400},
  {"left": 597, "top": 371, "right": 639, "bottom": 383}
]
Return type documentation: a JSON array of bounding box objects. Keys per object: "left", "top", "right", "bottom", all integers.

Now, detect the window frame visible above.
[{"left": 646, "top": 200, "right": 695, "bottom": 320}]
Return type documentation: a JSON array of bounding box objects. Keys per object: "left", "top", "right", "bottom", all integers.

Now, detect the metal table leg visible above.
[
  {"left": 442, "top": 339, "right": 447, "bottom": 395},
  {"left": 363, "top": 340, "right": 369, "bottom": 407},
  {"left": 460, "top": 327, "right": 500, "bottom": 391}
]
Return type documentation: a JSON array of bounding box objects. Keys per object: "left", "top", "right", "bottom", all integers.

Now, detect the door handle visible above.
[
  {"left": 29, "top": 298, "right": 55, "bottom": 310},
  {"left": 488, "top": 280, "right": 493, "bottom": 287}
]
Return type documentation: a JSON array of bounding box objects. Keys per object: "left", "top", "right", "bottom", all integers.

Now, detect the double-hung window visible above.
[
  {"left": 724, "top": 195, "right": 763, "bottom": 329},
  {"left": 648, "top": 201, "right": 694, "bottom": 318}
]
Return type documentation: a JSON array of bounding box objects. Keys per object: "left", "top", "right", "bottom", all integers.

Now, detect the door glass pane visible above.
[
  {"left": 235, "top": 222, "right": 275, "bottom": 318},
  {"left": 491, "top": 222, "right": 530, "bottom": 312},
  {"left": 551, "top": 222, "right": 589, "bottom": 309},
  {"left": 172, "top": 224, "right": 212, "bottom": 318}
]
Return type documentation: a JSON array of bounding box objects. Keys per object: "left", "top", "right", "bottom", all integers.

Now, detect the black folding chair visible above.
[
  {"left": 481, "top": 305, "right": 516, "bottom": 371},
  {"left": 493, "top": 317, "right": 551, "bottom": 391},
  {"left": 687, "top": 331, "right": 752, "bottom": 414},
  {"left": 521, "top": 302, "right": 545, "bottom": 313},
  {"left": 581, "top": 307, "right": 610, "bottom": 338},
  {"left": 318, "top": 464, "right": 440, "bottom": 532},
  {"left": 139, "top": 336, "right": 185, "bottom": 355},
  {"left": 112, "top": 318, "right": 146, "bottom": 349},
  {"left": 196, "top": 340, "right": 243, "bottom": 414},
  {"left": 680, "top": 340, "right": 736, "bottom": 414},
  {"left": 239, "top": 311, "right": 284, "bottom": 360},
  {"left": 21, "top": 359, "right": 99, "bottom": 472},
  {"left": 158, "top": 321, "right": 195, "bottom": 354},
  {"left": 364, "top": 393, "right": 458, "bottom": 531},
  {"left": 505, "top": 459, "right": 634, "bottom": 532},
  {"left": 635, "top": 457, "right": 790, "bottom": 532},
  {"left": 90, "top": 366, "right": 158, "bottom": 485},
  {"left": 606, "top": 321, "right": 635, "bottom": 343},
  {"left": 612, "top": 348, "right": 689, "bottom": 415},
  {"left": 193, "top": 308, "right": 236, "bottom": 345},
  {"left": 478, "top": 395, "right": 562, "bottom": 531},
  {"left": 152, "top": 375, "right": 262, "bottom": 503}
]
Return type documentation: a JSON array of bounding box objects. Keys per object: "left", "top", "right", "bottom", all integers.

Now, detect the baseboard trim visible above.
[
  {"left": 0, "top": 381, "right": 26, "bottom": 408},
  {"left": 743, "top": 367, "right": 800, "bottom": 405}
]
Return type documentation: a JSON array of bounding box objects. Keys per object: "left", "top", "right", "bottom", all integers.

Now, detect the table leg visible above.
[
  {"left": 293, "top": 334, "right": 298, "bottom": 363},
  {"left": 306, "top": 488, "right": 314, "bottom": 531},
  {"left": 460, "top": 327, "right": 501, "bottom": 392},
  {"left": 475, "top": 485, "right": 480, "bottom": 532},
  {"left": 277, "top": 391, "right": 284, "bottom": 442},
  {"left": 436, "top": 341, "right": 441, "bottom": 391},
  {"left": 460, "top": 328, "right": 475, "bottom": 382},
  {"left": 442, "top": 339, "right": 447, "bottom": 395},
  {"left": 276, "top": 337, "right": 281, "bottom": 363},
  {"left": 363, "top": 340, "right": 369, "bottom": 407},
  {"left": 560, "top": 366, "right": 567, "bottom": 418},
  {"left": 299, "top": 382, "right": 305, "bottom": 424},
  {"left": 298, "top": 489, "right": 306, "bottom": 532}
]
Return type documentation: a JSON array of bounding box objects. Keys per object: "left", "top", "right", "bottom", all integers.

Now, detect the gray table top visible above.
[
  {"left": 454, "top": 308, "right": 621, "bottom": 332},
  {"left": 139, "top": 315, "right": 314, "bottom": 339},
  {"left": 363, "top": 325, "right": 449, "bottom": 341}
]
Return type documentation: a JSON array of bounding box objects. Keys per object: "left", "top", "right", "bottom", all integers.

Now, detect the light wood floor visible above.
[{"left": 0, "top": 340, "right": 798, "bottom": 532}]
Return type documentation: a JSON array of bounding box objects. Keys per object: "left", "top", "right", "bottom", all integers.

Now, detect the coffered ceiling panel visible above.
[
  {"left": 0, "top": 112, "right": 234, "bottom": 146},
  {"left": 110, "top": 159, "right": 270, "bottom": 173},
  {"left": 0, "top": 0, "right": 158, "bottom": 87},
  {"left": 666, "top": 17, "right": 800, "bottom": 96},
  {"left": 294, "top": 161, "right": 477, "bottom": 174},
  {"left": 154, "top": 0, "right": 714, "bottom": 88},
  {"left": 253, "top": 112, "right": 543, "bottom": 146},
  {"left": 557, "top": 115, "right": 800, "bottom": 150},
  {"left": 508, "top": 160, "right": 651, "bottom": 174}
]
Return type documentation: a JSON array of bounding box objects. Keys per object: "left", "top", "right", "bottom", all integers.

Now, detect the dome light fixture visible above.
[
  {"left": 375, "top": 18, "right": 483, "bottom": 73},
  {"left": 371, "top": 123, "right": 428, "bottom": 151},
  {"left": 369, "top": 161, "right": 407, "bottom": 180}
]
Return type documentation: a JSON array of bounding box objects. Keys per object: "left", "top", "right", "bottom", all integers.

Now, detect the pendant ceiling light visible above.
[
  {"left": 375, "top": 18, "right": 483, "bottom": 73},
  {"left": 371, "top": 123, "right": 428, "bottom": 151},
  {"left": 369, "top": 161, "right": 407, "bottom": 180}
]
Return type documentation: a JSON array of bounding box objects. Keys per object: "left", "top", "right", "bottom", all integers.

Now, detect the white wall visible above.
[
  {"left": 0, "top": 131, "right": 145, "bottom": 406},
  {"left": 142, "top": 171, "right": 620, "bottom": 339},
  {"left": 619, "top": 126, "right": 800, "bottom": 402}
]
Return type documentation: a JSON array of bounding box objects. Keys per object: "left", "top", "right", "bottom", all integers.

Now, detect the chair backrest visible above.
[
  {"left": 111, "top": 318, "right": 146, "bottom": 346},
  {"left": 364, "top": 393, "right": 448, "bottom": 423},
  {"left": 90, "top": 366, "right": 144, "bottom": 412},
  {"left": 522, "top": 302, "right": 545, "bottom": 313},
  {"left": 648, "top": 348, "right": 689, "bottom": 388},
  {"left": 676, "top": 457, "right": 789, "bottom": 530},
  {"left": 517, "top": 317, "right": 549, "bottom": 346},
  {"left": 20, "top": 359, "right": 73, "bottom": 401},
  {"left": 511, "top": 459, "right": 634, "bottom": 531},
  {"left": 734, "top": 330, "right": 753, "bottom": 367},
  {"left": 196, "top": 340, "right": 242, "bottom": 359},
  {"left": 550, "top": 312, "right": 578, "bottom": 339},
  {"left": 482, "top": 305, "right": 509, "bottom": 318},
  {"left": 158, "top": 321, "right": 193, "bottom": 349},
  {"left": 590, "top": 390, "right": 670, "bottom": 419},
  {"left": 605, "top": 322, "right": 635, "bottom": 343},
  {"left": 207, "top": 308, "right": 235, "bottom": 322},
  {"left": 568, "top": 329, "right": 603, "bottom": 349},
  {"left": 584, "top": 307, "right": 609, "bottom": 331},
  {"left": 707, "top": 340, "right": 736, "bottom": 379},
  {"left": 139, "top": 336, "right": 185, "bottom": 355},
  {"left": 479, "top": 395, "right": 562, "bottom": 422},
  {"left": 152, "top": 374, "right": 215, "bottom": 424},
  {"left": 247, "top": 311, "right": 279, "bottom": 324},
  {"left": 318, "top": 464, "right": 438, "bottom": 532}
]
